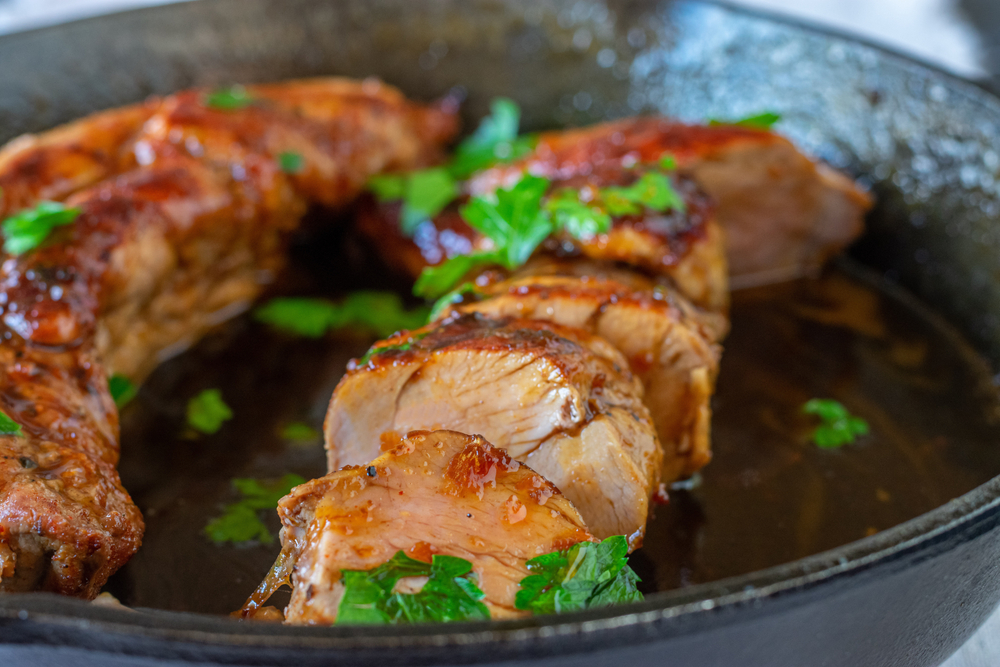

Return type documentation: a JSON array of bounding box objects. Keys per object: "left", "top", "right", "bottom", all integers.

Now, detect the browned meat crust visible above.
[
  {"left": 325, "top": 313, "right": 661, "bottom": 542},
  {"left": 0, "top": 78, "right": 458, "bottom": 597},
  {"left": 441, "top": 271, "right": 722, "bottom": 483},
  {"left": 246, "top": 430, "right": 592, "bottom": 623}
]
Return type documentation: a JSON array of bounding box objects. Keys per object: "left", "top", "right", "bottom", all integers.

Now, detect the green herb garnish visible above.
[
  {"left": 254, "top": 292, "right": 428, "bottom": 339},
  {"left": 544, "top": 188, "right": 612, "bottom": 240},
  {"left": 0, "top": 409, "right": 22, "bottom": 437},
  {"left": 108, "top": 374, "right": 137, "bottom": 409},
  {"left": 204, "top": 85, "right": 255, "bottom": 110},
  {"left": 365, "top": 98, "right": 537, "bottom": 236},
  {"left": 204, "top": 473, "right": 305, "bottom": 545},
  {"left": 2, "top": 202, "right": 80, "bottom": 255},
  {"left": 448, "top": 98, "right": 538, "bottom": 179},
  {"left": 187, "top": 389, "right": 233, "bottom": 435},
  {"left": 708, "top": 111, "right": 781, "bottom": 130},
  {"left": 427, "top": 282, "right": 481, "bottom": 323},
  {"left": 803, "top": 399, "right": 869, "bottom": 448},
  {"left": 399, "top": 167, "right": 459, "bottom": 235},
  {"left": 602, "top": 172, "right": 686, "bottom": 216},
  {"left": 278, "top": 151, "right": 305, "bottom": 174},
  {"left": 336, "top": 551, "right": 490, "bottom": 624},
  {"left": 514, "top": 535, "right": 643, "bottom": 614},
  {"left": 280, "top": 422, "right": 319, "bottom": 442}
]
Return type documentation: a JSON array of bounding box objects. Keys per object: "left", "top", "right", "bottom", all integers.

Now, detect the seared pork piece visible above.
[
  {"left": 356, "top": 171, "right": 729, "bottom": 312},
  {"left": 0, "top": 79, "right": 457, "bottom": 596},
  {"left": 441, "top": 273, "right": 722, "bottom": 482},
  {"left": 473, "top": 117, "right": 872, "bottom": 287},
  {"left": 325, "top": 313, "right": 661, "bottom": 542},
  {"left": 246, "top": 430, "right": 593, "bottom": 623}
]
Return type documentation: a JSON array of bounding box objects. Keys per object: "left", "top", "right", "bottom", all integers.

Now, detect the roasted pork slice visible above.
[
  {"left": 472, "top": 117, "right": 872, "bottom": 287},
  {"left": 439, "top": 272, "right": 722, "bottom": 483},
  {"left": 246, "top": 430, "right": 593, "bottom": 623},
  {"left": 355, "top": 170, "right": 729, "bottom": 313},
  {"left": 325, "top": 313, "right": 661, "bottom": 542},
  {"left": 0, "top": 78, "right": 458, "bottom": 596}
]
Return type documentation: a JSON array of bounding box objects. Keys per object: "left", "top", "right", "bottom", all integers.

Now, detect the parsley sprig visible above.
[
  {"left": 0, "top": 409, "right": 22, "bottom": 437},
  {"left": 708, "top": 111, "right": 781, "bottom": 130},
  {"left": 254, "top": 291, "right": 428, "bottom": 339},
  {"left": 204, "top": 85, "right": 255, "bottom": 110},
  {"left": 204, "top": 473, "right": 305, "bottom": 545},
  {"left": 187, "top": 388, "right": 233, "bottom": 435},
  {"left": 336, "top": 551, "right": 490, "bottom": 624},
  {"left": 2, "top": 202, "right": 80, "bottom": 255},
  {"left": 367, "top": 98, "right": 536, "bottom": 235},
  {"left": 514, "top": 536, "right": 643, "bottom": 614},
  {"left": 803, "top": 398, "right": 869, "bottom": 448},
  {"left": 109, "top": 374, "right": 137, "bottom": 409}
]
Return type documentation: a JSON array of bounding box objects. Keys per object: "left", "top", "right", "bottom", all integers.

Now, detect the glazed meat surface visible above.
[
  {"left": 325, "top": 313, "right": 661, "bottom": 542},
  {"left": 441, "top": 271, "right": 722, "bottom": 483},
  {"left": 248, "top": 430, "right": 593, "bottom": 623},
  {"left": 472, "top": 117, "right": 873, "bottom": 287},
  {"left": 0, "top": 78, "right": 457, "bottom": 596}
]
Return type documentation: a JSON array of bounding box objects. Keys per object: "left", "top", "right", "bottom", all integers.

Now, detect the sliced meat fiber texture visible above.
[{"left": 325, "top": 313, "right": 662, "bottom": 543}]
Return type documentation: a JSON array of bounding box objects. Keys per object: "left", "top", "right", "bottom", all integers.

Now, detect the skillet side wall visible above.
[{"left": 0, "top": 1, "right": 999, "bottom": 666}]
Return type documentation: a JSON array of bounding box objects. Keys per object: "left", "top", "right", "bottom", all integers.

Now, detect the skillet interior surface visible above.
[{"left": 1, "top": 1, "right": 1000, "bottom": 666}]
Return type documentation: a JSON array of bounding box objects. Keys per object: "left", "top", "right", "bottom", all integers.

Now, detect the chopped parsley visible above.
[
  {"left": 543, "top": 188, "right": 612, "bottom": 240},
  {"left": 602, "top": 172, "right": 686, "bottom": 215},
  {"left": 204, "top": 473, "right": 305, "bottom": 545},
  {"left": 366, "top": 98, "right": 536, "bottom": 236},
  {"left": 186, "top": 389, "right": 233, "bottom": 435},
  {"left": 280, "top": 422, "right": 319, "bottom": 442},
  {"left": 427, "top": 282, "right": 482, "bottom": 322},
  {"left": 254, "top": 292, "right": 428, "bottom": 339},
  {"left": 708, "top": 111, "right": 781, "bottom": 130},
  {"left": 204, "top": 85, "right": 255, "bottom": 110},
  {"left": 0, "top": 409, "right": 22, "bottom": 437},
  {"left": 515, "top": 535, "right": 643, "bottom": 614},
  {"left": 108, "top": 374, "right": 137, "bottom": 409},
  {"left": 336, "top": 551, "right": 490, "bottom": 624},
  {"left": 277, "top": 151, "right": 305, "bottom": 174},
  {"left": 2, "top": 202, "right": 80, "bottom": 255},
  {"left": 803, "top": 399, "right": 869, "bottom": 448}
]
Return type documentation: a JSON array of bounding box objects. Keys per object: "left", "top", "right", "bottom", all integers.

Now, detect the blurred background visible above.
[{"left": 0, "top": 0, "right": 996, "bottom": 664}]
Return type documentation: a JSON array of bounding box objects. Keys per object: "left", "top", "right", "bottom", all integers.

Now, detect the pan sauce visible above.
[{"left": 104, "top": 224, "right": 1000, "bottom": 615}]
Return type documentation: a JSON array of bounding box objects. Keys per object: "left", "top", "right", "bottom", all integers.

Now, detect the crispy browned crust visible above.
[
  {"left": 0, "top": 78, "right": 458, "bottom": 597},
  {"left": 247, "top": 430, "right": 592, "bottom": 623}
]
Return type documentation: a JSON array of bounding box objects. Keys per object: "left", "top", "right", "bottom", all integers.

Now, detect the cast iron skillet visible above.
[{"left": 2, "top": 1, "right": 1000, "bottom": 665}]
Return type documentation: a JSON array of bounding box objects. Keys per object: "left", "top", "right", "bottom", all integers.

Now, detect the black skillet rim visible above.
[{"left": 0, "top": 0, "right": 998, "bottom": 653}]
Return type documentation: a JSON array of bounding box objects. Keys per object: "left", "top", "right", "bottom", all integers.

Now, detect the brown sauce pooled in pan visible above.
[{"left": 103, "top": 223, "right": 1000, "bottom": 614}]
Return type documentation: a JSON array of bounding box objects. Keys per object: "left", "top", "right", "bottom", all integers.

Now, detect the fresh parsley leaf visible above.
[
  {"left": 204, "top": 473, "right": 305, "bottom": 545},
  {"left": 108, "top": 374, "right": 137, "bottom": 409},
  {"left": 205, "top": 85, "right": 254, "bottom": 110},
  {"left": 659, "top": 153, "right": 678, "bottom": 170},
  {"left": 278, "top": 151, "right": 305, "bottom": 174},
  {"left": 2, "top": 202, "right": 80, "bottom": 255},
  {"left": 280, "top": 422, "right": 319, "bottom": 442},
  {"left": 427, "top": 282, "right": 481, "bottom": 322},
  {"left": 803, "top": 398, "right": 869, "bottom": 448},
  {"left": 461, "top": 174, "right": 553, "bottom": 268},
  {"left": 354, "top": 330, "right": 429, "bottom": 367},
  {"left": 400, "top": 168, "right": 459, "bottom": 235},
  {"left": 602, "top": 172, "right": 686, "bottom": 215},
  {"left": 709, "top": 111, "right": 781, "bottom": 130},
  {"left": 187, "top": 388, "right": 233, "bottom": 435},
  {"left": 544, "top": 188, "right": 612, "bottom": 240},
  {"left": 413, "top": 251, "right": 500, "bottom": 300},
  {"left": 449, "top": 98, "right": 537, "bottom": 178},
  {"left": 0, "top": 409, "right": 22, "bottom": 436},
  {"left": 336, "top": 551, "right": 490, "bottom": 624},
  {"left": 514, "top": 536, "right": 643, "bottom": 614},
  {"left": 368, "top": 174, "right": 407, "bottom": 202},
  {"left": 254, "top": 292, "right": 428, "bottom": 339}
]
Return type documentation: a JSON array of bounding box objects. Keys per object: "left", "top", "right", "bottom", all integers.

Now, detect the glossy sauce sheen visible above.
[{"left": 104, "top": 228, "right": 1000, "bottom": 613}]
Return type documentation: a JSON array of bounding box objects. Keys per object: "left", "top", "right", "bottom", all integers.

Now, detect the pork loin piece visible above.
[
  {"left": 355, "top": 167, "right": 729, "bottom": 313},
  {"left": 325, "top": 313, "right": 661, "bottom": 542},
  {"left": 247, "top": 430, "right": 593, "bottom": 623},
  {"left": 0, "top": 78, "right": 458, "bottom": 597},
  {"left": 472, "top": 117, "right": 872, "bottom": 287},
  {"left": 441, "top": 273, "right": 722, "bottom": 483}
]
